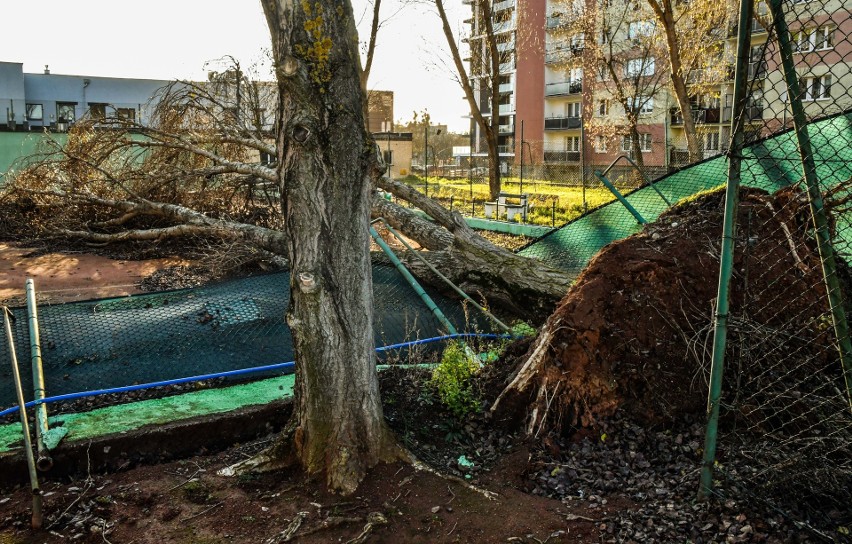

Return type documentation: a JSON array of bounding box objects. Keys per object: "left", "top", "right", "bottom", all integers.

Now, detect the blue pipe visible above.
[{"left": 0, "top": 333, "right": 510, "bottom": 417}]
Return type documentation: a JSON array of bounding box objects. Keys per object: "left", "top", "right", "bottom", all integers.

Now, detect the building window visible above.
[
  {"left": 26, "top": 104, "right": 43, "bottom": 121},
  {"left": 705, "top": 131, "right": 720, "bottom": 151},
  {"left": 627, "top": 96, "right": 654, "bottom": 115},
  {"left": 88, "top": 104, "right": 107, "bottom": 119},
  {"left": 625, "top": 57, "right": 655, "bottom": 77},
  {"left": 802, "top": 74, "right": 832, "bottom": 101},
  {"left": 383, "top": 149, "right": 394, "bottom": 166},
  {"left": 565, "top": 136, "right": 580, "bottom": 152},
  {"left": 566, "top": 101, "right": 581, "bottom": 118},
  {"left": 57, "top": 103, "right": 76, "bottom": 123},
  {"left": 793, "top": 25, "right": 834, "bottom": 53},
  {"left": 628, "top": 20, "right": 655, "bottom": 39},
  {"left": 117, "top": 108, "right": 136, "bottom": 122},
  {"left": 598, "top": 99, "right": 609, "bottom": 116},
  {"left": 622, "top": 133, "right": 652, "bottom": 152},
  {"left": 594, "top": 135, "right": 608, "bottom": 153}
]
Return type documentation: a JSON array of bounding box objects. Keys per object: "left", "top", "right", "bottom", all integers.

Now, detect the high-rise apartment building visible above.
[{"left": 464, "top": 0, "right": 852, "bottom": 178}]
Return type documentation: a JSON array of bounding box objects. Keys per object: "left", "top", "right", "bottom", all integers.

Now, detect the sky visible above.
[{"left": 0, "top": 0, "right": 470, "bottom": 132}]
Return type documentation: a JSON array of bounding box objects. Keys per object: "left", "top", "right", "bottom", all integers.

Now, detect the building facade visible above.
[
  {"left": 464, "top": 0, "right": 852, "bottom": 181},
  {"left": 0, "top": 62, "right": 170, "bottom": 131}
]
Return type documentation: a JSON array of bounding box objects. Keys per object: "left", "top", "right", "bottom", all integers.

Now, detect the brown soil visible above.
[
  {"left": 0, "top": 242, "right": 190, "bottom": 306},
  {"left": 492, "top": 187, "right": 838, "bottom": 428},
  {"left": 0, "top": 443, "right": 607, "bottom": 544}
]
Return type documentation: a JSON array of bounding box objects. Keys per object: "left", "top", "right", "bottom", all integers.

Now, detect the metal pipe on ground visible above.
[
  {"left": 3, "top": 306, "right": 43, "bottom": 529},
  {"left": 370, "top": 217, "right": 511, "bottom": 333},
  {"left": 26, "top": 279, "right": 67, "bottom": 471},
  {"left": 369, "top": 226, "right": 458, "bottom": 335}
]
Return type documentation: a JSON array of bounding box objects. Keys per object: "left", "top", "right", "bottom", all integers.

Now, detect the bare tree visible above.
[
  {"left": 551, "top": 0, "right": 669, "bottom": 168},
  {"left": 644, "top": 0, "right": 730, "bottom": 162},
  {"left": 434, "top": 0, "right": 511, "bottom": 200}
]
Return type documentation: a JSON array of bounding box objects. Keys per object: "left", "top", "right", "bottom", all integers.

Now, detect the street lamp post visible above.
[
  {"left": 424, "top": 123, "right": 429, "bottom": 197},
  {"left": 424, "top": 124, "right": 441, "bottom": 198}
]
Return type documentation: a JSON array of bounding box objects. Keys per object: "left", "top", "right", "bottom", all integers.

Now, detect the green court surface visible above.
[
  {"left": 0, "top": 375, "right": 295, "bottom": 454},
  {"left": 519, "top": 113, "right": 852, "bottom": 277}
]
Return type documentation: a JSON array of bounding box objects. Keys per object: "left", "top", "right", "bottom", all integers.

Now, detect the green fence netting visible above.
[
  {"left": 517, "top": 111, "right": 852, "bottom": 278},
  {"left": 0, "top": 263, "right": 488, "bottom": 412}
]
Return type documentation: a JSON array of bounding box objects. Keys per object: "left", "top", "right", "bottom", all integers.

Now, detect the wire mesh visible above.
[
  {"left": 0, "top": 262, "right": 489, "bottom": 412},
  {"left": 707, "top": 0, "right": 852, "bottom": 532}
]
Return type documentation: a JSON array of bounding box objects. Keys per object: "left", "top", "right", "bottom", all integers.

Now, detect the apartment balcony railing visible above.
[
  {"left": 498, "top": 144, "right": 515, "bottom": 154},
  {"left": 498, "top": 82, "right": 514, "bottom": 93},
  {"left": 544, "top": 116, "right": 581, "bottom": 130},
  {"left": 670, "top": 107, "right": 721, "bottom": 125},
  {"left": 493, "top": 0, "right": 515, "bottom": 12},
  {"left": 492, "top": 18, "right": 516, "bottom": 34},
  {"left": 545, "top": 46, "right": 584, "bottom": 64},
  {"left": 544, "top": 150, "right": 580, "bottom": 162},
  {"left": 497, "top": 41, "right": 515, "bottom": 53},
  {"left": 498, "top": 123, "right": 515, "bottom": 134},
  {"left": 498, "top": 103, "right": 515, "bottom": 115},
  {"left": 728, "top": 16, "right": 769, "bottom": 37},
  {"left": 721, "top": 104, "right": 764, "bottom": 123},
  {"left": 544, "top": 80, "right": 583, "bottom": 96},
  {"left": 499, "top": 61, "right": 515, "bottom": 73}
]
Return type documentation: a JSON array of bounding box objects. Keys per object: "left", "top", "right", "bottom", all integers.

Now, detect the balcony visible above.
[
  {"left": 544, "top": 80, "right": 583, "bottom": 96},
  {"left": 498, "top": 82, "right": 514, "bottom": 93},
  {"left": 728, "top": 17, "right": 770, "bottom": 37},
  {"left": 544, "top": 150, "right": 580, "bottom": 162},
  {"left": 545, "top": 46, "right": 583, "bottom": 64},
  {"left": 498, "top": 103, "right": 515, "bottom": 115},
  {"left": 670, "top": 107, "right": 721, "bottom": 125},
  {"left": 493, "top": 0, "right": 515, "bottom": 12},
  {"left": 498, "top": 123, "right": 515, "bottom": 134},
  {"left": 498, "top": 144, "right": 515, "bottom": 154},
  {"left": 497, "top": 41, "right": 515, "bottom": 53},
  {"left": 492, "top": 18, "right": 516, "bottom": 34},
  {"left": 499, "top": 61, "right": 515, "bottom": 73},
  {"left": 721, "top": 104, "right": 764, "bottom": 123},
  {"left": 544, "top": 116, "right": 581, "bottom": 130}
]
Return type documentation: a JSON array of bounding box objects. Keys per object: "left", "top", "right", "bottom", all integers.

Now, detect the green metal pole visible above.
[
  {"left": 698, "top": 0, "right": 754, "bottom": 500},
  {"left": 372, "top": 218, "right": 512, "bottom": 333},
  {"left": 593, "top": 170, "right": 647, "bottom": 224},
  {"left": 369, "top": 227, "right": 457, "bottom": 334},
  {"left": 769, "top": 0, "right": 852, "bottom": 410}
]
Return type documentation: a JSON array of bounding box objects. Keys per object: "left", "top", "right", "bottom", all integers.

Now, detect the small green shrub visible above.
[{"left": 431, "top": 341, "right": 480, "bottom": 418}]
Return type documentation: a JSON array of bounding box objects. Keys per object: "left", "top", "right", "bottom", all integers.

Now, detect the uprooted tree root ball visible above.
[{"left": 491, "top": 187, "right": 844, "bottom": 431}]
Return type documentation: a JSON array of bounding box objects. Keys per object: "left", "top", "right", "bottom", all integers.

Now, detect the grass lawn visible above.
[{"left": 398, "top": 176, "right": 619, "bottom": 226}]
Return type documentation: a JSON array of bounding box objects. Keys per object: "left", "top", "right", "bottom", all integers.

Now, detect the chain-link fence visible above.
[
  {"left": 699, "top": 0, "right": 852, "bottom": 535},
  {"left": 0, "top": 261, "right": 492, "bottom": 415}
]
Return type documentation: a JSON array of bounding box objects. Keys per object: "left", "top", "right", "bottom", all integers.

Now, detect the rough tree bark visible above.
[
  {"left": 247, "top": 0, "right": 402, "bottom": 494},
  {"left": 647, "top": 0, "right": 702, "bottom": 163}
]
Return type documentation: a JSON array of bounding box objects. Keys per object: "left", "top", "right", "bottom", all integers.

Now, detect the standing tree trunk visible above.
[
  {"left": 648, "top": 0, "right": 702, "bottom": 163},
  {"left": 259, "top": 0, "right": 401, "bottom": 494}
]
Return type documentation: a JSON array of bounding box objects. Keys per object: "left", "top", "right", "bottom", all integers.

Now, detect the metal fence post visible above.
[
  {"left": 769, "top": 0, "right": 852, "bottom": 409},
  {"left": 698, "top": 0, "right": 754, "bottom": 500}
]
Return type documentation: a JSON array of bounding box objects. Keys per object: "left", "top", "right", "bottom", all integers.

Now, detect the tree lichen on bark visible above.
[{"left": 295, "top": 0, "right": 333, "bottom": 91}]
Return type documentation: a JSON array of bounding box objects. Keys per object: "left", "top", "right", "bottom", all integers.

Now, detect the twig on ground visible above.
[
  {"left": 264, "top": 511, "right": 309, "bottom": 544},
  {"left": 180, "top": 502, "right": 223, "bottom": 522},
  {"left": 345, "top": 512, "right": 388, "bottom": 544}
]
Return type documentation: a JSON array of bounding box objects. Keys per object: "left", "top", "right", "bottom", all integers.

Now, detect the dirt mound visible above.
[{"left": 491, "top": 187, "right": 838, "bottom": 429}]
